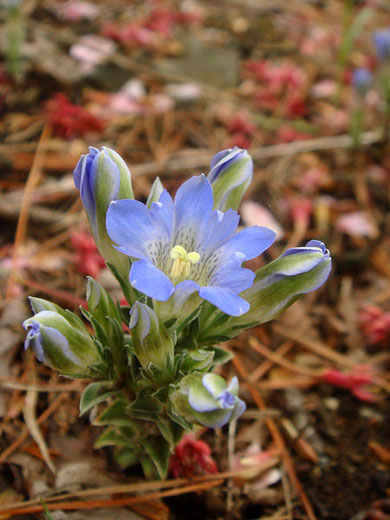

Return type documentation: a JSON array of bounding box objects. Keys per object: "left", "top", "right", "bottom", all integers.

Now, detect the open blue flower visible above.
[{"left": 106, "top": 175, "right": 275, "bottom": 317}]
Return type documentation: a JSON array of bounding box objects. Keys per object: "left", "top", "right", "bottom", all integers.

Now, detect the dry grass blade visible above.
[
  {"left": 272, "top": 324, "right": 356, "bottom": 368},
  {"left": 5, "top": 123, "right": 51, "bottom": 299},
  {"left": 0, "top": 462, "right": 279, "bottom": 515},
  {"left": 0, "top": 479, "right": 224, "bottom": 516},
  {"left": 0, "top": 392, "right": 68, "bottom": 464},
  {"left": 23, "top": 387, "right": 56, "bottom": 473}
]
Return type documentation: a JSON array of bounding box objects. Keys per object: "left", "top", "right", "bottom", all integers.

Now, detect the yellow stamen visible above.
[{"left": 170, "top": 245, "right": 200, "bottom": 281}]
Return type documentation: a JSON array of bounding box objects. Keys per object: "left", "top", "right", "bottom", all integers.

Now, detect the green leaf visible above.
[
  {"left": 141, "top": 436, "right": 171, "bottom": 479},
  {"left": 208, "top": 346, "right": 233, "bottom": 366},
  {"left": 94, "top": 428, "right": 131, "bottom": 448},
  {"left": 79, "top": 382, "right": 118, "bottom": 416},
  {"left": 156, "top": 417, "right": 184, "bottom": 446},
  {"left": 127, "top": 389, "right": 163, "bottom": 419},
  {"left": 96, "top": 399, "right": 138, "bottom": 428},
  {"left": 168, "top": 406, "right": 193, "bottom": 430},
  {"left": 114, "top": 446, "right": 139, "bottom": 469}
]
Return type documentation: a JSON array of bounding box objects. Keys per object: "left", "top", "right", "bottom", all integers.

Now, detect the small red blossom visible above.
[
  {"left": 44, "top": 93, "right": 104, "bottom": 139},
  {"left": 227, "top": 112, "right": 257, "bottom": 137},
  {"left": 359, "top": 305, "right": 390, "bottom": 346},
  {"left": 70, "top": 231, "right": 106, "bottom": 278},
  {"left": 285, "top": 94, "right": 307, "bottom": 118},
  {"left": 245, "top": 60, "right": 306, "bottom": 93},
  {"left": 169, "top": 434, "right": 218, "bottom": 479},
  {"left": 255, "top": 89, "right": 279, "bottom": 111},
  {"left": 322, "top": 366, "right": 377, "bottom": 402}
]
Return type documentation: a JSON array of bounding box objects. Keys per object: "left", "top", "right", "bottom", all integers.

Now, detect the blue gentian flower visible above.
[
  {"left": 106, "top": 175, "right": 276, "bottom": 317},
  {"left": 374, "top": 29, "right": 390, "bottom": 61}
]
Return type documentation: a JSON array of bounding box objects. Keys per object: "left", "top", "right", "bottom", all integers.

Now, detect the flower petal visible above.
[
  {"left": 106, "top": 199, "right": 155, "bottom": 258},
  {"left": 194, "top": 409, "right": 233, "bottom": 428},
  {"left": 130, "top": 260, "right": 174, "bottom": 301},
  {"left": 212, "top": 264, "right": 255, "bottom": 293},
  {"left": 202, "top": 374, "right": 226, "bottom": 398},
  {"left": 199, "top": 286, "right": 250, "bottom": 316},
  {"left": 230, "top": 398, "right": 246, "bottom": 421},
  {"left": 201, "top": 208, "right": 240, "bottom": 252},
  {"left": 150, "top": 189, "right": 174, "bottom": 237},
  {"left": 227, "top": 376, "right": 239, "bottom": 395},
  {"left": 173, "top": 175, "right": 213, "bottom": 246},
  {"left": 219, "top": 226, "right": 276, "bottom": 261},
  {"left": 188, "top": 380, "right": 220, "bottom": 413}
]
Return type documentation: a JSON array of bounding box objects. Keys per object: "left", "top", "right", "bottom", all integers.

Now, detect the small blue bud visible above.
[
  {"left": 73, "top": 147, "right": 133, "bottom": 277},
  {"left": 171, "top": 373, "right": 246, "bottom": 428},
  {"left": 207, "top": 147, "right": 253, "bottom": 212}
]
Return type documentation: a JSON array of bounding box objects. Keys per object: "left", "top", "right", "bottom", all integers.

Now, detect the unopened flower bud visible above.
[
  {"left": 73, "top": 147, "right": 133, "bottom": 276},
  {"left": 129, "top": 302, "right": 174, "bottom": 376},
  {"left": 235, "top": 240, "right": 331, "bottom": 326},
  {"left": 86, "top": 277, "right": 119, "bottom": 325},
  {"left": 23, "top": 309, "right": 99, "bottom": 375},
  {"left": 171, "top": 373, "right": 246, "bottom": 428},
  {"left": 207, "top": 147, "right": 252, "bottom": 212}
]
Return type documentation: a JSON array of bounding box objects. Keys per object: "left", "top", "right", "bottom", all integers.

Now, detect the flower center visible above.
[
  {"left": 217, "top": 390, "right": 235, "bottom": 409},
  {"left": 170, "top": 245, "right": 200, "bottom": 283}
]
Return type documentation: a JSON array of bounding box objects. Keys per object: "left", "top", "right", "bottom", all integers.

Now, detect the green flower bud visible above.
[
  {"left": 146, "top": 177, "right": 164, "bottom": 208},
  {"left": 171, "top": 373, "right": 246, "bottom": 428},
  {"left": 207, "top": 147, "right": 253, "bottom": 212},
  {"left": 73, "top": 147, "right": 134, "bottom": 277},
  {"left": 233, "top": 240, "right": 332, "bottom": 327},
  {"left": 23, "top": 310, "right": 99, "bottom": 375},
  {"left": 129, "top": 302, "right": 174, "bottom": 375},
  {"left": 86, "top": 277, "right": 119, "bottom": 325}
]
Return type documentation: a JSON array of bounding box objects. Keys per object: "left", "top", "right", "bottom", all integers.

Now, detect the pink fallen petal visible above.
[
  {"left": 240, "top": 200, "right": 284, "bottom": 241},
  {"left": 336, "top": 211, "right": 378, "bottom": 238}
]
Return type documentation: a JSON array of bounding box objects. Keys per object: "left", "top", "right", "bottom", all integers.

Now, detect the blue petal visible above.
[
  {"left": 218, "top": 226, "right": 276, "bottom": 261},
  {"left": 230, "top": 398, "right": 246, "bottom": 421},
  {"left": 106, "top": 199, "right": 155, "bottom": 258},
  {"left": 73, "top": 149, "right": 99, "bottom": 222},
  {"left": 150, "top": 189, "right": 174, "bottom": 238},
  {"left": 212, "top": 264, "right": 255, "bottom": 293},
  {"left": 73, "top": 146, "right": 99, "bottom": 191},
  {"left": 201, "top": 209, "right": 239, "bottom": 252},
  {"left": 130, "top": 260, "right": 174, "bottom": 301},
  {"left": 199, "top": 286, "right": 250, "bottom": 316},
  {"left": 173, "top": 175, "right": 213, "bottom": 244},
  {"left": 281, "top": 240, "right": 329, "bottom": 259}
]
